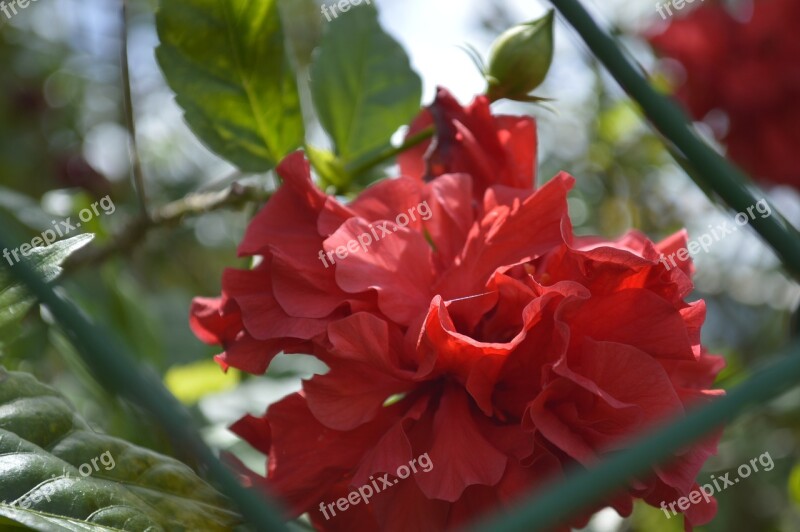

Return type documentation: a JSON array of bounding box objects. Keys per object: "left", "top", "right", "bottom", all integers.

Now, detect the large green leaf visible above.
[
  {"left": 156, "top": 0, "right": 304, "bottom": 172},
  {"left": 310, "top": 4, "right": 421, "bottom": 174},
  {"left": 0, "top": 368, "right": 241, "bottom": 531},
  {"left": 0, "top": 234, "right": 93, "bottom": 345}
]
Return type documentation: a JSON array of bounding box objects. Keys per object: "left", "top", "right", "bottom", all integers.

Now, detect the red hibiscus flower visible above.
[
  {"left": 191, "top": 90, "right": 724, "bottom": 531},
  {"left": 398, "top": 87, "right": 538, "bottom": 196},
  {"left": 647, "top": 0, "right": 800, "bottom": 188}
]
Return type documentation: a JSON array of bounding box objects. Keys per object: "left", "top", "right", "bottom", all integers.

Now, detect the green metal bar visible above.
[
  {"left": 470, "top": 342, "right": 800, "bottom": 531},
  {"left": 548, "top": 0, "right": 800, "bottom": 281},
  {"left": 0, "top": 228, "right": 288, "bottom": 532}
]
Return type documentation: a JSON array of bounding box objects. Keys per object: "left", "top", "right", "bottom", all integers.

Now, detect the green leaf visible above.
[
  {"left": 0, "top": 235, "right": 93, "bottom": 345},
  {"left": 310, "top": 4, "right": 421, "bottom": 178},
  {"left": 0, "top": 368, "right": 241, "bottom": 531},
  {"left": 0, "top": 506, "right": 119, "bottom": 531},
  {"left": 156, "top": 0, "right": 304, "bottom": 172}
]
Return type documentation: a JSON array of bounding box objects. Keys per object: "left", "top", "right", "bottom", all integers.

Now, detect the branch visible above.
[
  {"left": 120, "top": 0, "right": 148, "bottom": 218},
  {"left": 64, "top": 183, "right": 272, "bottom": 271}
]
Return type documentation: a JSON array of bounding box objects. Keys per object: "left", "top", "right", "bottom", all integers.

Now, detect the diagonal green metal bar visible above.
[
  {"left": 470, "top": 342, "right": 800, "bottom": 531},
  {"left": 548, "top": 0, "right": 800, "bottom": 281},
  {"left": 0, "top": 228, "right": 288, "bottom": 532}
]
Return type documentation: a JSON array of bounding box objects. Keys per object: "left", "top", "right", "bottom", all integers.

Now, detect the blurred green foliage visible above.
[{"left": 0, "top": 0, "right": 798, "bottom": 531}]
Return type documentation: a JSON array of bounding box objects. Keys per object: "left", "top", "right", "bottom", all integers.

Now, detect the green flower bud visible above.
[{"left": 486, "top": 10, "right": 555, "bottom": 102}]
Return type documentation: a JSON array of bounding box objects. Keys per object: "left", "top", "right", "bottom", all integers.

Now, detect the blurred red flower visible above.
[
  {"left": 191, "top": 90, "right": 724, "bottom": 531},
  {"left": 648, "top": 0, "right": 800, "bottom": 188}
]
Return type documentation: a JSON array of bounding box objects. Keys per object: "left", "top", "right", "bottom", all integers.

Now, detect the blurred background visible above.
[{"left": 1, "top": 0, "right": 798, "bottom": 530}]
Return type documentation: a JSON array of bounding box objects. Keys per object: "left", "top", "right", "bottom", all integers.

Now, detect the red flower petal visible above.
[
  {"left": 415, "top": 386, "right": 507, "bottom": 501},
  {"left": 330, "top": 218, "right": 436, "bottom": 325}
]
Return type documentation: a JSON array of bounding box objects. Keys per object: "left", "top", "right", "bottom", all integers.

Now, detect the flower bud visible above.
[{"left": 485, "top": 10, "right": 555, "bottom": 102}]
